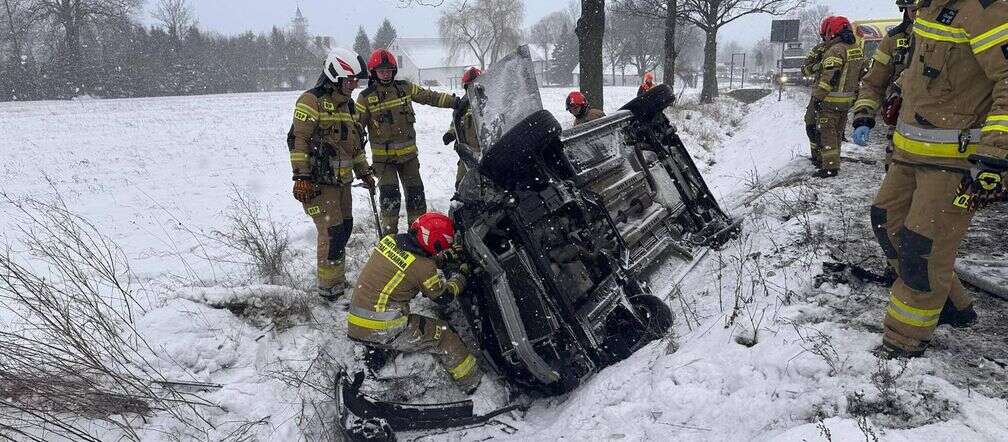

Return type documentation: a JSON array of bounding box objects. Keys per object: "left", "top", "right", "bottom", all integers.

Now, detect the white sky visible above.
[{"left": 164, "top": 0, "right": 901, "bottom": 47}]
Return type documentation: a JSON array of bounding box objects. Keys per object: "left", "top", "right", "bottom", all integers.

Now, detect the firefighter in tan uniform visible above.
[
  {"left": 567, "top": 91, "right": 606, "bottom": 126},
  {"left": 803, "top": 17, "right": 836, "bottom": 166},
  {"left": 357, "top": 49, "right": 462, "bottom": 235},
  {"left": 443, "top": 67, "right": 483, "bottom": 188},
  {"left": 805, "top": 16, "right": 866, "bottom": 177},
  {"left": 869, "top": 0, "right": 1008, "bottom": 358},
  {"left": 288, "top": 48, "right": 375, "bottom": 298},
  {"left": 347, "top": 212, "right": 482, "bottom": 392},
  {"left": 851, "top": 0, "right": 917, "bottom": 166}
]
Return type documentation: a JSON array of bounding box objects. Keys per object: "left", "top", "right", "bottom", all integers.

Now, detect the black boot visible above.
[
  {"left": 874, "top": 341, "right": 925, "bottom": 360},
  {"left": 938, "top": 299, "right": 977, "bottom": 328}
]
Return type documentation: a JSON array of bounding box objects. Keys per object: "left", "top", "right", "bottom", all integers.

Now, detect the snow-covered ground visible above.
[{"left": 2, "top": 85, "right": 1006, "bottom": 441}]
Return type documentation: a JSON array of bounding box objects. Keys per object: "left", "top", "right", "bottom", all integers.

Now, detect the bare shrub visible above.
[
  {"left": 0, "top": 192, "right": 230, "bottom": 440},
  {"left": 790, "top": 323, "right": 850, "bottom": 376},
  {"left": 212, "top": 189, "right": 303, "bottom": 287}
]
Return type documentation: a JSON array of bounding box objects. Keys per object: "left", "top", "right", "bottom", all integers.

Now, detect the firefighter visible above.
[
  {"left": 567, "top": 91, "right": 605, "bottom": 126},
  {"left": 357, "top": 49, "right": 463, "bottom": 235},
  {"left": 805, "top": 16, "right": 865, "bottom": 177},
  {"left": 442, "top": 66, "right": 482, "bottom": 188},
  {"left": 347, "top": 212, "right": 482, "bottom": 393},
  {"left": 637, "top": 72, "right": 656, "bottom": 97},
  {"left": 803, "top": 16, "right": 836, "bottom": 166},
  {"left": 870, "top": 0, "right": 1008, "bottom": 359},
  {"left": 288, "top": 48, "right": 376, "bottom": 299},
  {"left": 851, "top": 0, "right": 917, "bottom": 168}
]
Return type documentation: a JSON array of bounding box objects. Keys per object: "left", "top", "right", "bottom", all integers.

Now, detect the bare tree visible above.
[
  {"left": 577, "top": 0, "right": 605, "bottom": 108},
  {"left": 798, "top": 2, "right": 831, "bottom": 50},
  {"left": 24, "top": 0, "right": 142, "bottom": 88},
  {"left": 602, "top": 13, "right": 629, "bottom": 85},
  {"left": 610, "top": 9, "right": 663, "bottom": 79},
  {"left": 610, "top": 0, "right": 687, "bottom": 87},
  {"left": 151, "top": 0, "right": 194, "bottom": 42},
  {"left": 439, "top": 0, "right": 524, "bottom": 69},
  {"left": 682, "top": 0, "right": 806, "bottom": 102},
  {"left": 750, "top": 38, "right": 776, "bottom": 72},
  {"left": 529, "top": 11, "right": 570, "bottom": 64}
]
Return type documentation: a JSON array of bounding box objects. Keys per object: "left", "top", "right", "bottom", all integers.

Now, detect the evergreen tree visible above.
[
  {"left": 354, "top": 26, "right": 372, "bottom": 58},
  {"left": 373, "top": 19, "right": 397, "bottom": 50}
]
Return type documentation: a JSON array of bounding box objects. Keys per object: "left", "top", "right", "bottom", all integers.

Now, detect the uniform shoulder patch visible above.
[
  {"left": 937, "top": 7, "right": 958, "bottom": 25},
  {"left": 322, "top": 101, "right": 335, "bottom": 111},
  {"left": 368, "top": 95, "right": 379, "bottom": 103}
]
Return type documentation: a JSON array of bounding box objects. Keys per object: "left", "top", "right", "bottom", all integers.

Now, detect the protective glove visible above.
[
  {"left": 457, "top": 263, "right": 471, "bottom": 277},
  {"left": 293, "top": 179, "right": 314, "bottom": 203},
  {"left": 954, "top": 154, "right": 1008, "bottom": 211},
  {"left": 452, "top": 95, "right": 464, "bottom": 111},
  {"left": 852, "top": 126, "right": 871, "bottom": 146},
  {"left": 443, "top": 131, "right": 457, "bottom": 146},
  {"left": 359, "top": 173, "right": 376, "bottom": 191}
]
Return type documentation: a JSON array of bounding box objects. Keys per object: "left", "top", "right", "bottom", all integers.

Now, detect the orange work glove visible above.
[{"left": 293, "top": 179, "right": 314, "bottom": 203}]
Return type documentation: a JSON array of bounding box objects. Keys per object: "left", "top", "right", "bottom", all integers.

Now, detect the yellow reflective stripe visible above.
[
  {"left": 318, "top": 265, "right": 338, "bottom": 279},
  {"left": 913, "top": 19, "right": 970, "bottom": 44},
  {"left": 355, "top": 102, "right": 367, "bottom": 113},
  {"left": 375, "top": 235, "right": 416, "bottom": 271},
  {"left": 971, "top": 22, "right": 1008, "bottom": 54},
  {"left": 372, "top": 96, "right": 413, "bottom": 112},
  {"left": 893, "top": 131, "right": 977, "bottom": 158},
  {"left": 319, "top": 112, "right": 356, "bottom": 123},
  {"left": 423, "top": 274, "right": 440, "bottom": 290},
  {"left": 296, "top": 103, "right": 320, "bottom": 118},
  {"left": 873, "top": 50, "right": 892, "bottom": 65},
  {"left": 982, "top": 125, "right": 1008, "bottom": 133},
  {"left": 449, "top": 355, "right": 477, "bottom": 379},
  {"left": 822, "top": 56, "right": 843, "bottom": 68},
  {"left": 290, "top": 152, "right": 310, "bottom": 162},
  {"left": 824, "top": 95, "right": 854, "bottom": 104},
  {"left": 375, "top": 271, "right": 406, "bottom": 312},
  {"left": 372, "top": 144, "right": 418, "bottom": 157},
  {"left": 347, "top": 313, "right": 408, "bottom": 330},
  {"left": 818, "top": 81, "right": 832, "bottom": 91},
  {"left": 853, "top": 98, "right": 880, "bottom": 111},
  {"left": 887, "top": 296, "right": 941, "bottom": 328},
  {"left": 447, "top": 280, "right": 462, "bottom": 297},
  {"left": 846, "top": 47, "right": 863, "bottom": 59}
]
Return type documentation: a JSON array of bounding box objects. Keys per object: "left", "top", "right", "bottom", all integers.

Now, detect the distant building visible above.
[{"left": 389, "top": 37, "right": 549, "bottom": 89}]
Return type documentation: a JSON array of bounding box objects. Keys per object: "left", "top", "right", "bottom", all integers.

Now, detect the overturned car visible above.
[{"left": 338, "top": 47, "right": 738, "bottom": 438}]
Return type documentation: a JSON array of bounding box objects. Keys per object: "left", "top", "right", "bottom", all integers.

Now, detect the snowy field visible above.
[{"left": 2, "top": 85, "right": 1007, "bottom": 441}]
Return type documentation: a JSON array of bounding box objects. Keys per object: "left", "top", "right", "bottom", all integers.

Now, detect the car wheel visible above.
[
  {"left": 478, "top": 109, "right": 562, "bottom": 188},
  {"left": 620, "top": 84, "right": 675, "bottom": 121},
  {"left": 629, "top": 294, "right": 674, "bottom": 342}
]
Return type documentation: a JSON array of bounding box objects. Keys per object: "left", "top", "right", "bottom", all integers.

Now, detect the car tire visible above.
[
  {"left": 478, "top": 109, "right": 562, "bottom": 188},
  {"left": 629, "top": 294, "right": 674, "bottom": 341},
  {"left": 620, "top": 84, "right": 675, "bottom": 120}
]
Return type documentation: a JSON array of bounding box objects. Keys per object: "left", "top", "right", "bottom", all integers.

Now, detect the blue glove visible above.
[{"left": 852, "top": 126, "right": 871, "bottom": 146}]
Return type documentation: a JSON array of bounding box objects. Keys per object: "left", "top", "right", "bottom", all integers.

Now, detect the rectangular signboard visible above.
[{"left": 771, "top": 19, "right": 800, "bottom": 43}]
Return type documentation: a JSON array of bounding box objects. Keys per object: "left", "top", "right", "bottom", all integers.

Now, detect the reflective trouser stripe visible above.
[
  {"left": 347, "top": 313, "right": 408, "bottom": 330},
  {"left": 886, "top": 296, "right": 941, "bottom": 328},
  {"left": 449, "top": 354, "right": 477, "bottom": 380},
  {"left": 349, "top": 306, "right": 403, "bottom": 321},
  {"left": 824, "top": 93, "right": 854, "bottom": 105},
  {"left": 373, "top": 143, "right": 418, "bottom": 157},
  {"left": 423, "top": 274, "right": 440, "bottom": 290},
  {"left": 853, "top": 98, "right": 879, "bottom": 113}
]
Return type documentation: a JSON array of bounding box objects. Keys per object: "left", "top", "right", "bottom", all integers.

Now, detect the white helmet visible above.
[{"left": 324, "top": 48, "right": 368, "bottom": 82}]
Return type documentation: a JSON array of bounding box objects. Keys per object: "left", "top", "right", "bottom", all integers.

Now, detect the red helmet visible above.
[
  {"left": 643, "top": 72, "right": 655, "bottom": 83},
  {"left": 368, "top": 49, "right": 398, "bottom": 72},
  {"left": 411, "top": 212, "right": 456, "bottom": 255},
  {"left": 461, "top": 66, "right": 482, "bottom": 87},
  {"left": 819, "top": 16, "right": 835, "bottom": 39},
  {"left": 823, "top": 16, "right": 851, "bottom": 40},
  {"left": 566, "top": 91, "right": 588, "bottom": 109}
]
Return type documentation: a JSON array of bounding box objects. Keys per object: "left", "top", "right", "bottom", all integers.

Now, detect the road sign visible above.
[{"left": 771, "top": 19, "right": 800, "bottom": 43}]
